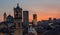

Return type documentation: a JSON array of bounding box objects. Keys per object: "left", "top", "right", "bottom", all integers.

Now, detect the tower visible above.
[
  {"left": 33, "top": 14, "right": 37, "bottom": 26},
  {"left": 14, "top": 3, "right": 23, "bottom": 35},
  {"left": 4, "top": 12, "right": 7, "bottom": 21},
  {"left": 23, "top": 11, "right": 29, "bottom": 28}
]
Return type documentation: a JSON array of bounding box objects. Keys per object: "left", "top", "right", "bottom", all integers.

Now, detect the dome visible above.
[{"left": 6, "top": 15, "right": 13, "bottom": 22}]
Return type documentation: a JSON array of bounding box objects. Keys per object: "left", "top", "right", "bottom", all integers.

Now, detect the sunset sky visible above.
[{"left": 0, "top": 0, "right": 60, "bottom": 22}]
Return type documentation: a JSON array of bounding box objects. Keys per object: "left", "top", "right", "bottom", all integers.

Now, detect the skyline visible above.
[{"left": 0, "top": 0, "right": 60, "bottom": 22}]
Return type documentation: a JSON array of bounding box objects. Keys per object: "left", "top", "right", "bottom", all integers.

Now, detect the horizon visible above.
[{"left": 0, "top": 0, "right": 60, "bottom": 22}]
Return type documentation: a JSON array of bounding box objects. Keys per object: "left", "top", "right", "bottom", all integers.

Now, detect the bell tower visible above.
[
  {"left": 14, "top": 3, "right": 23, "bottom": 35},
  {"left": 4, "top": 12, "right": 7, "bottom": 21}
]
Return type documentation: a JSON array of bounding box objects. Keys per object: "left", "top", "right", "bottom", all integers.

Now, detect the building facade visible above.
[
  {"left": 33, "top": 14, "right": 37, "bottom": 27},
  {"left": 23, "top": 11, "right": 29, "bottom": 28}
]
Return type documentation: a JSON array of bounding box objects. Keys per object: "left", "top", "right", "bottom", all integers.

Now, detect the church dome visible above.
[{"left": 6, "top": 15, "right": 13, "bottom": 22}]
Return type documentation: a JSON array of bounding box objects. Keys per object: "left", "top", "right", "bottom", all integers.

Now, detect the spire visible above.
[
  {"left": 4, "top": 12, "right": 7, "bottom": 17},
  {"left": 17, "top": 3, "right": 19, "bottom": 7},
  {"left": 4, "top": 12, "right": 6, "bottom": 14}
]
